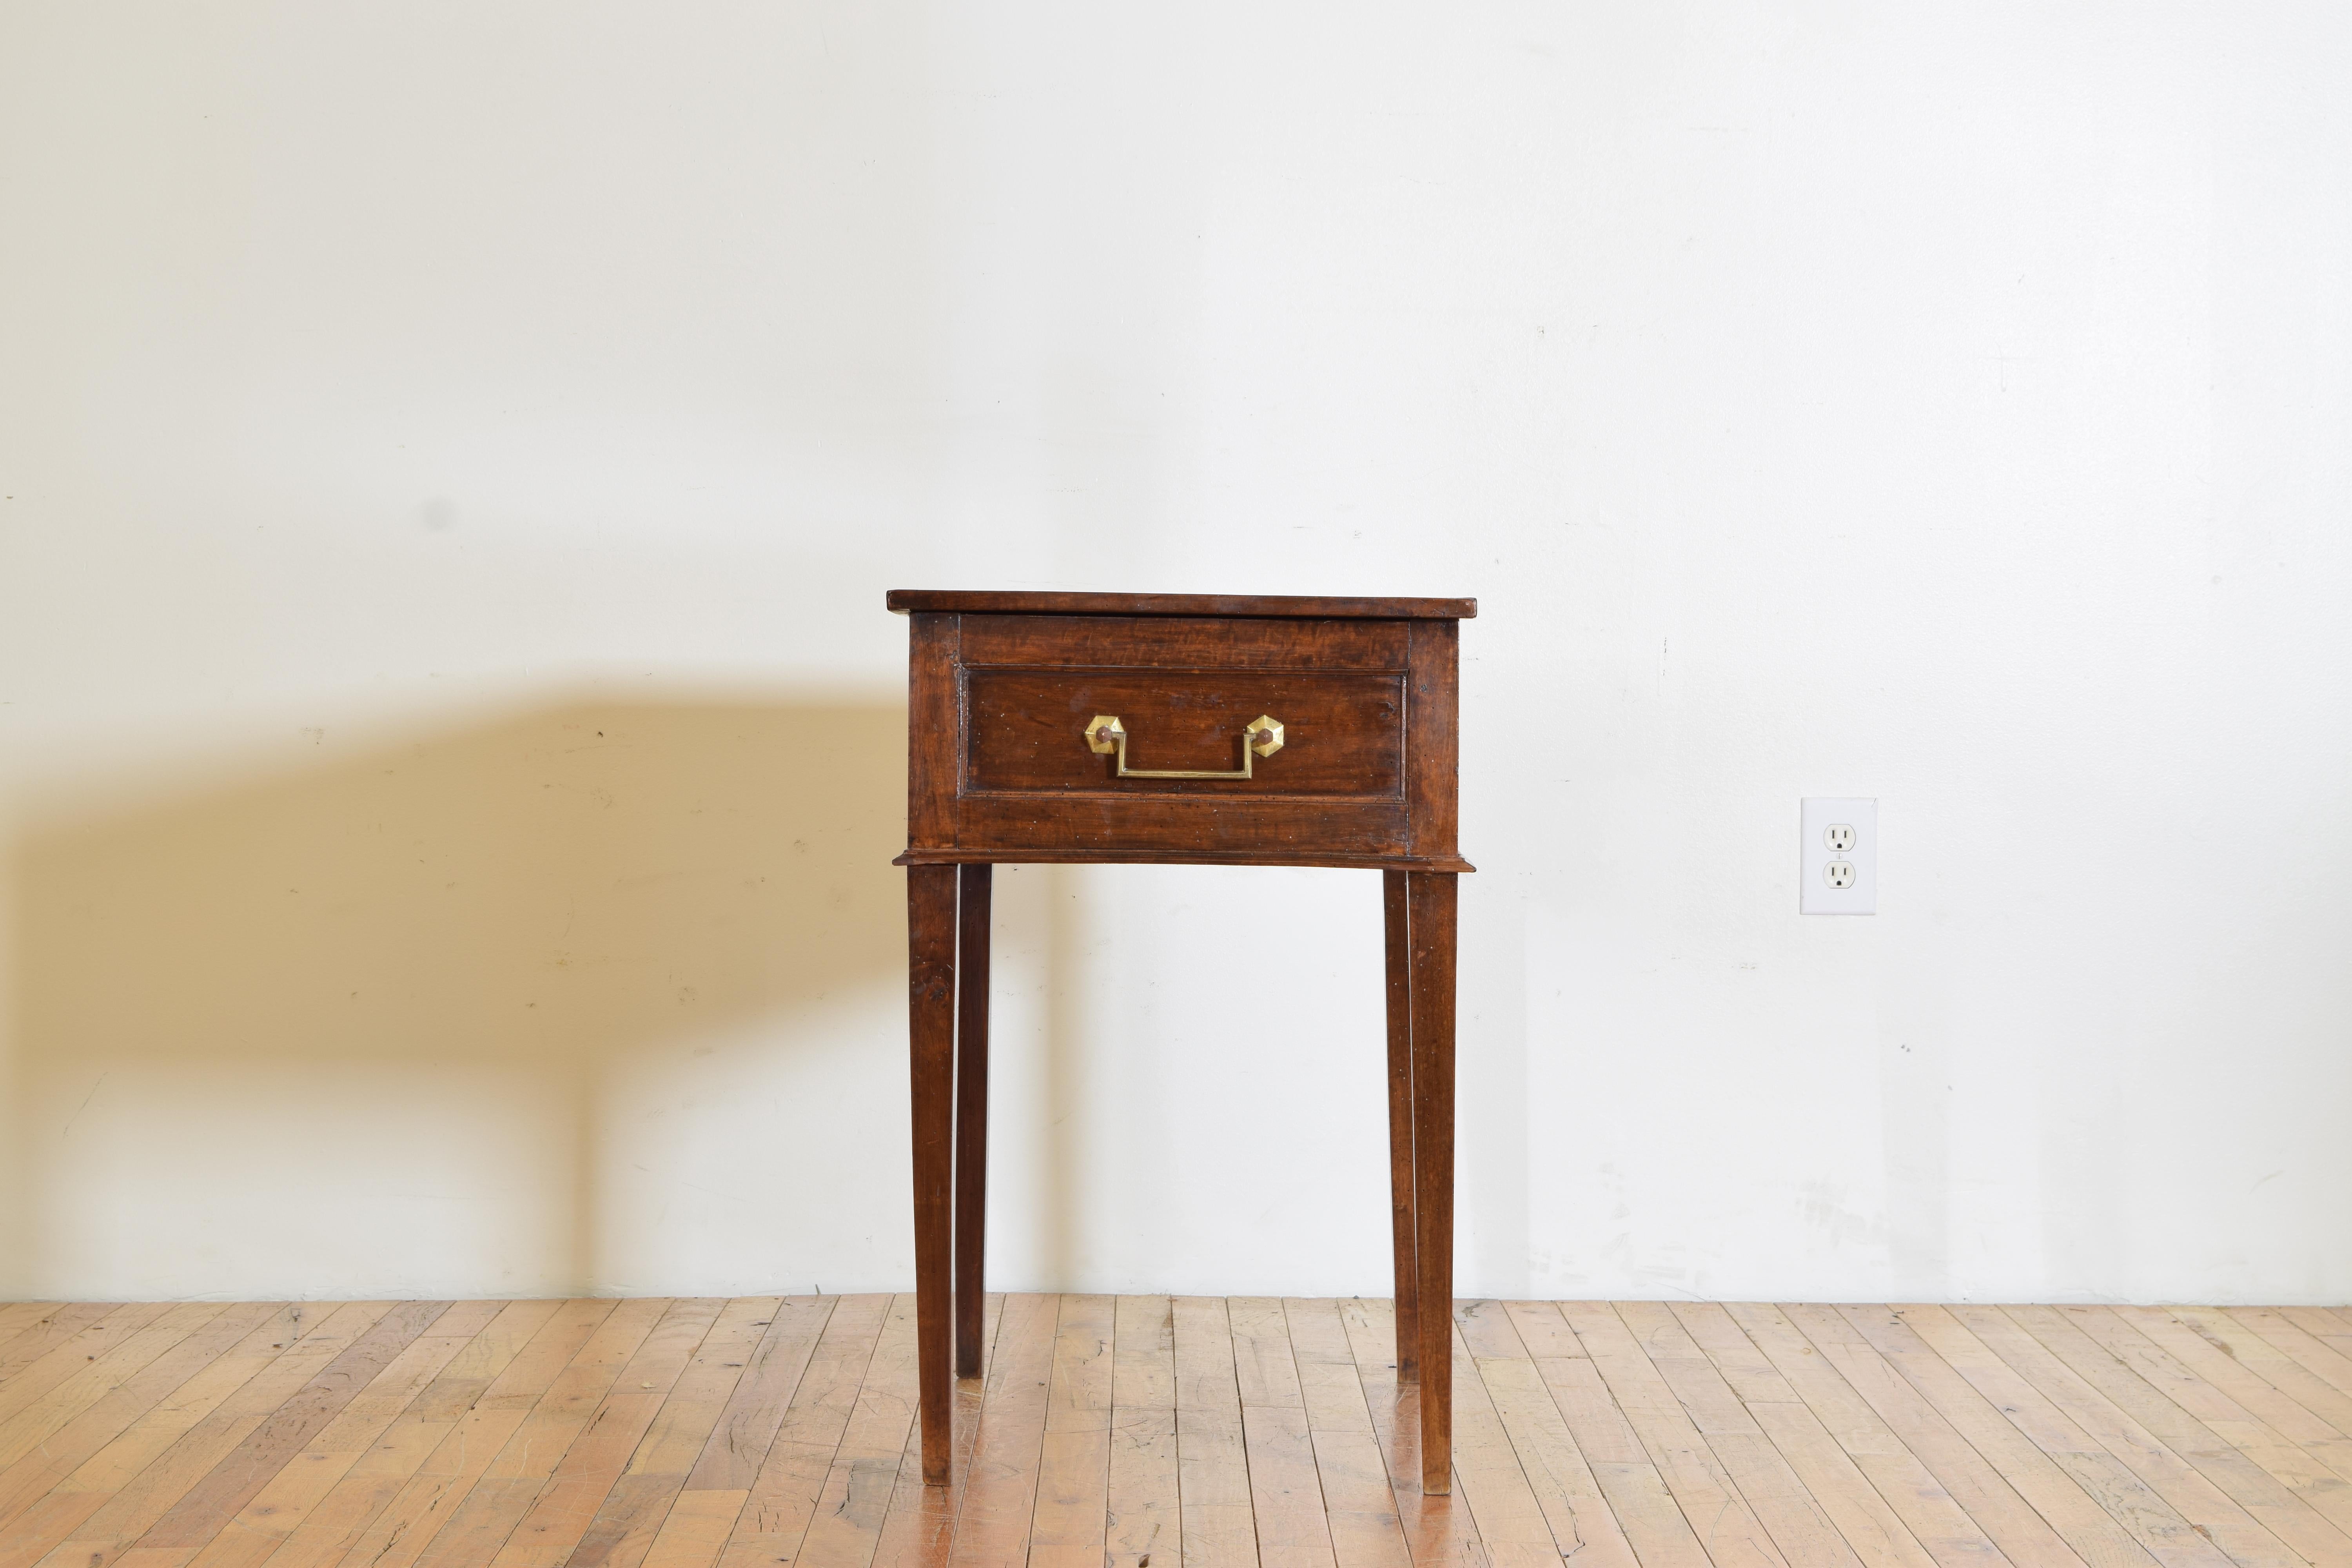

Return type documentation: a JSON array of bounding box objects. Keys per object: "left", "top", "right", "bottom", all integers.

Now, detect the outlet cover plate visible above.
[{"left": 1801, "top": 797, "right": 1877, "bottom": 915}]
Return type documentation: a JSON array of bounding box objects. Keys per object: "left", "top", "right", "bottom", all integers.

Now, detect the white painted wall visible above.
[{"left": 3, "top": 2, "right": 2347, "bottom": 1306}]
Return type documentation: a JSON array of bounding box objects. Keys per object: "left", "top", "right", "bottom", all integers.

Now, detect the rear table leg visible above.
[
  {"left": 1407, "top": 871, "right": 1457, "bottom": 1495},
  {"left": 954, "top": 864, "right": 993, "bottom": 1379},
  {"left": 1383, "top": 870, "right": 1418, "bottom": 1382}
]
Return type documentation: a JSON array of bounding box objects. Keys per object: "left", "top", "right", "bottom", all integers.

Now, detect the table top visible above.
[{"left": 886, "top": 590, "right": 1476, "bottom": 621}]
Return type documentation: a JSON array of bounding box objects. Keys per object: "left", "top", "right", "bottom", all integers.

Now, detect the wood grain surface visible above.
[
  {"left": 4, "top": 1296, "right": 2347, "bottom": 1568},
  {"left": 899, "top": 606, "right": 1466, "bottom": 868},
  {"left": 959, "top": 617, "right": 1409, "bottom": 673},
  {"left": 895, "top": 600, "right": 1470, "bottom": 1494},
  {"left": 1403, "top": 873, "right": 1456, "bottom": 1496},
  {"left": 891, "top": 848, "right": 1477, "bottom": 874},
  {"left": 964, "top": 670, "right": 1403, "bottom": 799},
  {"left": 905, "top": 864, "right": 958, "bottom": 1487},
  {"left": 953, "top": 865, "right": 993, "bottom": 1382},
  {"left": 944, "top": 795, "right": 1413, "bottom": 862},
  {"left": 887, "top": 593, "right": 1476, "bottom": 621}
]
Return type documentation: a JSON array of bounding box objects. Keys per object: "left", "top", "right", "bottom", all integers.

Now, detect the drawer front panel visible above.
[{"left": 965, "top": 669, "right": 1403, "bottom": 798}]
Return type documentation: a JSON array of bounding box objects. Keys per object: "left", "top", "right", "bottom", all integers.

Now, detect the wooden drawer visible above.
[
  {"left": 896, "top": 599, "right": 1468, "bottom": 871},
  {"left": 966, "top": 669, "right": 1403, "bottom": 797}
]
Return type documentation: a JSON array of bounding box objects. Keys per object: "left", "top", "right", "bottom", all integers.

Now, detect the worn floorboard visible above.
[{"left": 4, "top": 1298, "right": 2346, "bottom": 1568}]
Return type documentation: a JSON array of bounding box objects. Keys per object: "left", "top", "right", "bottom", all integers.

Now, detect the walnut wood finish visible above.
[
  {"left": 906, "top": 615, "right": 960, "bottom": 850},
  {"left": 950, "top": 794, "right": 1415, "bottom": 862},
  {"left": 894, "top": 845, "right": 1475, "bottom": 873},
  {"left": 887, "top": 590, "right": 1476, "bottom": 620},
  {"left": 1404, "top": 621, "right": 1461, "bottom": 853},
  {"left": 894, "top": 590, "right": 1472, "bottom": 1494},
  {"left": 965, "top": 669, "right": 1403, "bottom": 797},
  {"left": 953, "top": 865, "right": 992, "bottom": 1380},
  {"left": 900, "top": 608, "right": 1469, "bottom": 871},
  {"left": 960, "top": 613, "right": 1408, "bottom": 671},
  {"left": 904, "top": 863, "right": 957, "bottom": 1485},
  {"left": 1381, "top": 871, "right": 1418, "bottom": 1384},
  {"left": 1406, "top": 870, "right": 1457, "bottom": 1494}
]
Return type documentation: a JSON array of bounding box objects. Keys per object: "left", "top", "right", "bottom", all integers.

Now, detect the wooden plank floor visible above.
[{"left": 3, "top": 1298, "right": 2351, "bottom": 1568}]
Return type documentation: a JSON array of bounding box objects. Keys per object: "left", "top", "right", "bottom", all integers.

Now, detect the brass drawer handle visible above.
[{"left": 1085, "top": 714, "right": 1284, "bottom": 778}]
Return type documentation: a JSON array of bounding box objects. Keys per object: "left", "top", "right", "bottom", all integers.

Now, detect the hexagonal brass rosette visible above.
[
  {"left": 1244, "top": 715, "right": 1284, "bottom": 757},
  {"left": 1085, "top": 715, "right": 1125, "bottom": 754}
]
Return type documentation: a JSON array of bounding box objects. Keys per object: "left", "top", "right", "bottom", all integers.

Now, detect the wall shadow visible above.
[{"left": 6, "top": 695, "right": 904, "bottom": 1296}]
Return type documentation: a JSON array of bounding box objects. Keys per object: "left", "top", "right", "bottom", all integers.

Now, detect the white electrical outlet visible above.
[{"left": 1801, "top": 798, "right": 1876, "bottom": 915}]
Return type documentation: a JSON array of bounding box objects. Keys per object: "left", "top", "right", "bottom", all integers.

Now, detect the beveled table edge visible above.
[
  {"left": 886, "top": 590, "right": 1476, "bottom": 620},
  {"left": 893, "top": 848, "right": 1476, "bottom": 873}
]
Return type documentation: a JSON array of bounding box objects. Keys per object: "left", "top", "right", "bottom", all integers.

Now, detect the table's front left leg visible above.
[
  {"left": 907, "top": 862, "right": 958, "bottom": 1485},
  {"left": 954, "top": 864, "right": 993, "bottom": 1379}
]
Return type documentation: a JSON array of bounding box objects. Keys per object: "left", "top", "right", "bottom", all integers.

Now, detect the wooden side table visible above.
[{"left": 887, "top": 590, "right": 1475, "bottom": 1492}]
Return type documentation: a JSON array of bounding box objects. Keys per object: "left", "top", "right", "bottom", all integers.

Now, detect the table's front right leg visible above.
[
  {"left": 907, "top": 862, "right": 959, "bottom": 1485},
  {"left": 1408, "top": 870, "right": 1458, "bottom": 1495}
]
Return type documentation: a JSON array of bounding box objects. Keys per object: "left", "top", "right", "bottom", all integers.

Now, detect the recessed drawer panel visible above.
[{"left": 964, "top": 668, "right": 1403, "bottom": 799}]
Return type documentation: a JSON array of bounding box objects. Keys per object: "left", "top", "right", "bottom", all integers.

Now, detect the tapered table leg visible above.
[
  {"left": 953, "top": 864, "right": 993, "bottom": 1379},
  {"left": 1407, "top": 871, "right": 1457, "bottom": 1494},
  {"left": 907, "top": 863, "right": 958, "bottom": 1485},
  {"left": 1382, "top": 870, "right": 1418, "bottom": 1382}
]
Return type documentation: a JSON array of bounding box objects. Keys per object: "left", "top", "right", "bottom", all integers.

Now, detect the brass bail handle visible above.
[{"left": 1085, "top": 714, "right": 1285, "bottom": 779}]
